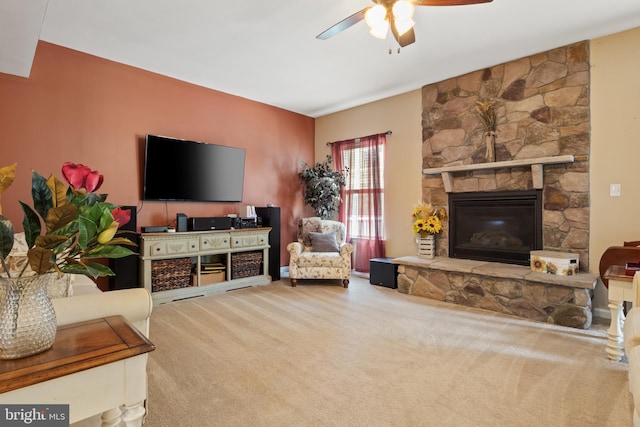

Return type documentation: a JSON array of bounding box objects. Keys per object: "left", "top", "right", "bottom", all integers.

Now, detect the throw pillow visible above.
[{"left": 309, "top": 232, "right": 340, "bottom": 253}]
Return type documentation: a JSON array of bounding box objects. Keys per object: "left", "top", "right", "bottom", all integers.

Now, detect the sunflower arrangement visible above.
[{"left": 411, "top": 203, "right": 447, "bottom": 237}]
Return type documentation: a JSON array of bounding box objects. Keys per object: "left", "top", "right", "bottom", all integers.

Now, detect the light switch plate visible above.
[{"left": 610, "top": 184, "right": 621, "bottom": 197}]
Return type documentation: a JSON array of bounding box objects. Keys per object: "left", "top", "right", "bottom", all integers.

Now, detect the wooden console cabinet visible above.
[{"left": 140, "top": 228, "right": 271, "bottom": 304}]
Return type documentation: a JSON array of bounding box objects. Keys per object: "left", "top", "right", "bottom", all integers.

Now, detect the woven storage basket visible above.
[
  {"left": 231, "top": 251, "right": 263, "bottom": 279},
  {"left": 151, "top": 257, "right": 193, "bottom": 292}
]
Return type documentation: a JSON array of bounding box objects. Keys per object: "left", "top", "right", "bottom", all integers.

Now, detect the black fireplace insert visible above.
[{"left": 448, "top": 190, "right": 543, "bottom": 266}]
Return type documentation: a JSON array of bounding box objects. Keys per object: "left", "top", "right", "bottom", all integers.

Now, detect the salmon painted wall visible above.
[{"left": 0, "top": 41, "right": 314, "bottom": 268}]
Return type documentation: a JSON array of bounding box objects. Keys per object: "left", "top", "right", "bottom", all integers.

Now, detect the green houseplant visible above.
[{"left": 299, "top": 155, "right": 347, "bottom": 220}]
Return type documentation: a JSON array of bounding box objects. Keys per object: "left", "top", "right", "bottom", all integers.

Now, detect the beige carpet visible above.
[{"left": 145, "top": 276, "right": 633, "bottom": 427}]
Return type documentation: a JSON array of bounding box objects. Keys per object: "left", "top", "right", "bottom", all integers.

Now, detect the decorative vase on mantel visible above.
[
  {"left": 485, "top": 131, "right": 496, "bottom": 163},
  {"left": 0, "top": 273, "right": 57, "bottom": 359},
  {"left": 417, "top": 235, "right": 436, "bottom": 259}
]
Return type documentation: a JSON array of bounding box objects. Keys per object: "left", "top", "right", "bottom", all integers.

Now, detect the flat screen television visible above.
[{"left": 143, "top": 134, "right": 245, "bottom": 202}]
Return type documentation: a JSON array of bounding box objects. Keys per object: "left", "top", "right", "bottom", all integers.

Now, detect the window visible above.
[
  {"left": 331, "top": 133, "right": 387, "bottom": 271},
  {"left": 340, "top": 144, "right": 385, "bottom": 240}
]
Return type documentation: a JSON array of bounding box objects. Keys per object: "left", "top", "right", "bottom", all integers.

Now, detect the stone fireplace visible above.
[
  {"left": 420, "top": 40, "right": 591, "bottom": 266},
  {"left": 394, "top": 41, "right": 597, "bottom": 329}
]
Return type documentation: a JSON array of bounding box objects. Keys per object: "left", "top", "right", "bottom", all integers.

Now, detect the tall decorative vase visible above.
[
  {"left": 0, "top": 273, "right": 57, "bottom": 359},
  {"left": 417, "top": 235, "right": 436, "bottom": 259}
]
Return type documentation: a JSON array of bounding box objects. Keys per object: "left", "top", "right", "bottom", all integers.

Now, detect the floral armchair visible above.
[{"left": 287, "top": 217, "right": 354, "bottom": 287}]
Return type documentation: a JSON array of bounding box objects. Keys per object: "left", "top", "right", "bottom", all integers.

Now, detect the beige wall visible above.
[
  {"left": 316, "top": 26, "right": 640, "bottom": 317},
  {"left": 315, "top": 90, "right": 422, "bottom": 258},
  {"left": 590, "top": 27, "right": 640, "bottom": 313}
]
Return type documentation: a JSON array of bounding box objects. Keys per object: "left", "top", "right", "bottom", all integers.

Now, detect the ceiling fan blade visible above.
[
  {"left": 316, "top": 8, "right": 368, "bottom": 40},
  {"left": 390, "top": 19, "right": 416, "bottom": 48},
  {"left": 415, "top": 0, "right": 493, "bottom": 5}
]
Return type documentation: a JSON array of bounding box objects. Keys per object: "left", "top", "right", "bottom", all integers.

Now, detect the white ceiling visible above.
[{"left": 2, "top": 0, "right": 640, "bottom": 118}]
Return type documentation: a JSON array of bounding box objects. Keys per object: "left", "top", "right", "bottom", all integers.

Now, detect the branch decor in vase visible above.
[
  {"left": 411, "top": 202, "right": 447, "bottom": 259},
  {"left": 0, "top": 162, "right": 137, "bottom": 359},
  {"left": 476, "top": 100, "right": 497, "bottom": 162}
]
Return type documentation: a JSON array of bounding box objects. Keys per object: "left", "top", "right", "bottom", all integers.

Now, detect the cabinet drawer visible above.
[
  {"left": 230, "top": 233, "right": 268, "bottom": 248},
  {"left": 148, "top": 239, "right": 198, "bottom": 256},
  {"left": 231, "top": 235, "right": 255, "bottom": 248},
  {"left": 200, "top": 234, "right": 230, "bottom": 251}
]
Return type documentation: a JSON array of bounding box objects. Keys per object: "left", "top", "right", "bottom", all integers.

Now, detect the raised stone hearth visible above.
[{"left": 394, "top": 256, "right": 597, "bottom": 329}]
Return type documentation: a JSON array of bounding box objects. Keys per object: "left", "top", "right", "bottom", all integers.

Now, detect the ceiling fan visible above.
[{"left": 317, "top": 0, "right": 493, "bottom": 48}]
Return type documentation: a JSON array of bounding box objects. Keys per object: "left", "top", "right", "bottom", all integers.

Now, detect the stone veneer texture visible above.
[
  {"left": 396, "top": 263, "right": 594, "bottom": 329},
  {"left": 422, "top": 41, "right": 590, "bottom": 269}
]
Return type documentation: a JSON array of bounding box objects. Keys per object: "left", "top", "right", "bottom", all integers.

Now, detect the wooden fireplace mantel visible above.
[{"left": 422, "top": 155, "right": 575, "bottom": 193}]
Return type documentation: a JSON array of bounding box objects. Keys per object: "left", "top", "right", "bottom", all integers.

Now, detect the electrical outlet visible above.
[{"left": 610, "top": 184, "right": 621, "bottom": 197}]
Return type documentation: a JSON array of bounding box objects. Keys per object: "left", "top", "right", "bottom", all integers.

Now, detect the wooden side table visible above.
[
  {"left": 604, "top": 265, "right": 634, "bottom": 361},
  {"left": 0, "top": 315, "right": 155, "bottom": 426}
]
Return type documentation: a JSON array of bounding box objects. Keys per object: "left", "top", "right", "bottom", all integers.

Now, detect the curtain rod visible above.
[{"left": 326, "top": 130, "right": 392, "bottom": 146}]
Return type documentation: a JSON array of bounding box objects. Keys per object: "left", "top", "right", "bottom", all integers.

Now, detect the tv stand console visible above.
[{"left": 140, "top": 228, "right": 271, "bottom": 305}]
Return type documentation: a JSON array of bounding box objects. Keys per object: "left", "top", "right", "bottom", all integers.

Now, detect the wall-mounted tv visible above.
[{"left": 143, "top": 134, "right": 245, "bottom": 202}]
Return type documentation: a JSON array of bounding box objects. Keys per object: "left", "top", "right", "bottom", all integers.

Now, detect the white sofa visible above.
[
  {"left": 58, "top": 276, "right": 153, "bottom": 427},
  {"left": 623, "top": 272, "right": 640, "bottom": 426},
  {"left": 2, "top": 275, "right": 154, "bottom": 427},
  {"left": 0, "top": 233, "right": 153, "bottom": 427},
  {"left": 625, "top": 309, "right": 640, "bottom": 427},
  {"left": 0, "top": 275, "right": 153, "bottom": 427},
  {"left": 62, "top": 281, "right": 153, "bottom": 427},
  {"left": 2, "top": 232, "right": 151, "bottom": 334},
  {"left": 54, "top": 275, "right": 152, "bottom": 337}
]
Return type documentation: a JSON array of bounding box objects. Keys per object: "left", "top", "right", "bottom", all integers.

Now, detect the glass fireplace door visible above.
[{"left": 448, "top": 190, "right": 542, "bottom": 266}]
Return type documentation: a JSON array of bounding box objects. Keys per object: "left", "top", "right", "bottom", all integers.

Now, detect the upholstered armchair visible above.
[{"left": 287, "top": 217, "right": 354, "bottom": 287}]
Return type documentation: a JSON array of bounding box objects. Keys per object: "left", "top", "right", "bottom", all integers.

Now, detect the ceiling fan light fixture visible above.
[
  {"left": 395, "top": 18, "right": 415, "bottom": 36},
  {"left": 318, "top": 0, "right": 493, "bottom": 46},
  {"left": 369, "top": 20, "right": 390, "bottom": 39},
  {"left": 392, "top": 1, "right": 415, "bottom": 21},
  {"left": 365, "top": 4, "right": 387, "bottom": 28}
]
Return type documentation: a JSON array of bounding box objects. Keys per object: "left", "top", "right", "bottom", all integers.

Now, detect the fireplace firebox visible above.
[{"left": 448, "top": 190, "right": 543, "bottom": 266}]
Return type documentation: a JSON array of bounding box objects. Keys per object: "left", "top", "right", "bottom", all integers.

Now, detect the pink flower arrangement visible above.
[
  {"left": 61, "top": 162, "right": 104, "bottom": 193},
  {"left": 0, "top": 162, "right": 136, "bottom": 278}
]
